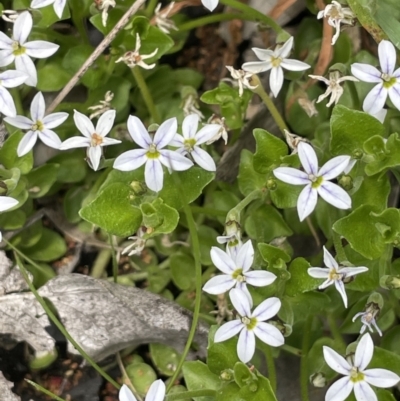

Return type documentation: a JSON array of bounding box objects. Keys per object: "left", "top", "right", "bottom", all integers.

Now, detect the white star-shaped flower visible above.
[
  {"left": 59, "top": 110, "right": 121, "bottom": 171},
  {"left": 4, "top": 91, "right": 68, "bottom": 156},
  {"left": 30, "top": 0, "right": 67, "bottom": 19},
  {"left": 0, "top": 70, "right": 27, "bottom": 117},
  {"left": 119, "top": 380, "right": 165, "bottom": 401},
  {"left": 242, "top": 37, "right": 310, "bottom": 97},
  {"left": 201, "top": 0, "right": 219, "bottom": 11},
  {"left": 115, "top": 33, "right": 158, "bottom": 70},
  {"left": 154, "top": 2, "right": 178, "bottom": 34},
  {"left": 170, "top": 114, "right": 219, "bottom": 172},
  {"left": 309, "top": 70, "right": 359, "bottom": 107},
  {"left": 308, "top": 247, "right": 368, "bottom": 308},
  {"left": 206, "top": 115, "right": 228, "bottom": 145},
  {"left": 215, "top": 288, "right": 284, "bottom": 363},
  {"left": 226, "top": 66, "right": 257, "bottom": 97},
  {"left": 323, "top": 333, "right": 399, "bottom": 401},
  {"left": 317, "top": 1, "right": 356, "bottom": 45},
  {"left": 0, "top": 196, "right": 19, "bottom": 242},
  {"left": 0, "top": 11, "right": 59, "bottom": 86},
  {"left": 352, "top": 302, "right": 382, "bottom": 336},
  {"left": 113, "top": 116, "right": 193, "bottom": 192},
  {"left": 351, "top": 40, "right": 400, "bottom": 115},
  {"left": 273, "top": 142, "right": 351, "bottom": 221},
  {"left": 203, "top": 240, "right": 276, "bottom": 299}
]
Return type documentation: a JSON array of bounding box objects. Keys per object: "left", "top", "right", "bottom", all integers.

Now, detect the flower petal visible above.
[
  {"left": 201, "top": 0, "right": 219, "bottom": 11},
  {"left": 158, "top": 149, "right": 193, "bottom": 171},
  {"left": 317, "top": 181, "right": 352, "bottom": 210},
  {"left": 388, "top": 84, "right": 400, "bottom": 112},
  {"left": 230, "top": 288, "right": 252, "bottom": 317},
  {"left": 169, "top": 134, "right": 184, "bottom": 148},
  {"left": 363, "top": 84, "right": 387, "bottom": 115},
  {"left": 298, "top": 142, "right": 318, "bottom": 175},
  {"left": 210, "top": 247, "right": 236, "bottom": 274},
  {"left": 15, "top": 54, "right": 37, "bottom": 86},
  {"left": 0, "top": 87, "right": 16, "bottom": 117},
  {"left": 54, "top": 0, "right": 67, "bottom": 18},
  {"left": 334, "top": 279, "right": 348, "bottom": 308},
  {"left": 364, "top": 368, "right": 400, "bottom": 388},
  {"left": 269, "top": 66, "right": 284, "bottom": 97},
  {"left": 0, "top": 70, "right": 28, "bottom": 88},
  {"left": 325, "top": 377, "right": 353, "bottom": 401},
  {"left": 353, "top": 381, "right": 377, "bottom": 401},
  {"left": 113, "top": 149, "right": 148, "bottom": 171},
  {"left": 96, "top": 109, "right": 115, "bottom": 137},
  {"left": 14, "top": 12, "right": 32, "bottom": 44},
  {"left": 307, "top": 267, "right": 329, "bottom": 279},
  {"left": 0, "top": 50, "right": 15, "bottom": 68},
  {"left": 31, "top": 0, "right": 56, "bottom": 9},
  {"left": 24, "top": 41, "right": 59, "bottom": 58},
  {"left": 280, "top": 59, "right": 310, "bottom": 72},
  {"left": 4, "top": 115, "right": 33, "bottom": 129},
  {"left": 378, "top": 40, "right": 396, "bottom": 75},
  {"left": 145, "top": 159, "right": 164, "bottom": 192},
  {"left": 323, "top": 346, "right": 351, "bottom": 375},
  {"left": 235, "top": 240, "right": 254, "bottom": 272},
  {"left": 251, "top": 47, "right": 274, "bottom": 61},
  {"left": 191, "top": 147, "right": 216, "bottom": 171},
  {"left": 30, "top": 92, "right": 45, "bottom": 121},
  {"left": 42, "top": 112, "right": 68, "bottom": 129},
  {"left": 319, "top": 155, "right": 351, "bottom": 180},
  {"left": 127, "top": 115, "right": 152, "bottom": 149},
  {"left": 275, "top": 37, "right": 293, "bottom": 58},
  {"left": 0, "top": 196, "right": 18, "bottom": 212},
  {"left": 154, "top": 117, "right": 177, "bottom": 149},
  {"left": 202, "top": 275, "right": 235, "bottom": 295},
  {"left": 355, "top": 333, "right": 374, "bottom": 371},
  {"left": 323, "top": 246, "right": 339, "bottom": 269},
  {"left": 273, "top": 167, "right": 309, "bottom": 185},
  {"left": 339, "top": 266, "right": 368, "bottom": 278},
  {"left": 241, "top": 61, "right": 272, "bottom": 74},
  {"left": 38, "top": 129, "right": 62, "bottom": 149},
  {"left": 17, "top": 130, "right": 37, "bottom": 156},
  {"left": 297, "top": 184, "right": 318, "bottom": 221},
  {"left": 0, "top": 33, "right": 13, "bottom": 49},
  {"left": 237, "top": 328, "right": 256, "bottom": 363},
  {"left": 252, "top": 297, "right": 281, "bottom": 321},
  {"left": 59, "top": 136, "right": 90, "bottom": 149},
  {"left": 182, "top": 114, "right": 199, "bottom": 139},
  {"left": 214, "top": 320, "right": 243, "bottom": 342},
  {"left": 195, "top": 124, "right": 221, "bottom": 145},
  {"left": 119, "top": 385, "right": 137, "bottom": 401},
  {"left": 245, "top": 270, "right": 277, "bottom": 287},
  {"left": 88, "top": 145, "right": 102, "bottom": 171},
  {"left": 101, "top": 137, "right": 121, "bottom": 146},
  {"left": 74, "top": 110, "right": 95, "bottom": 138},
  {"left": 253, "top": 322, "right": 284, "bottom": 347},
  {"left": 351, "top": 63, "right": 382, "bottom": 83},
  {"left": 145, "top": 379, "right": 165, "bottom": 401}
]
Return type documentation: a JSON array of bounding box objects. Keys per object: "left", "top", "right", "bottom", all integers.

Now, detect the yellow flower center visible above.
[
  {"left": 91, "top": 133, "right": 103, "bottom": 146},
  {"left": 309, "top": 174, "right": 324, "bottom": 188},
  {"left": 12, "top": 41, "right": 25, "bottom": 56},
  {"left": 232, "top": 268, "right": 245, "bottom": 282},
  {"left": 241, "top": 316, "right": 257, "bottom": 330},
  {"left": 271, "top": 56, "right": 282, "bottom": 68},
  {"left": 328, "top": 268, "right": 343, "bottom": 281},
  {"left": 183, "top": 138, "right": 196, "bottom": 152},
  {"left": 382, "top": 74, "right": 397, "bottom": 88},
  {"left": 32, "top": 120, "right": 44, "bottom": 131},
  {"left": 146, "top": 143, "right": 160, "bottom": 159},
  {"left": 349, "top": 367, "right": 365, "bottom": 383}
]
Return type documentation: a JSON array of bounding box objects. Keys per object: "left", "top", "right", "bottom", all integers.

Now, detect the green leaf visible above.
[
  {"left": 333, "top": 205, "right": 400, "bottom": 259},
  {"left": 63, "top": 186, "right": 90, "bottom": 223},
  {"left": 170, "top": 253, "right": 195, "bottom": 290},
  {"left": 80, "top": 182, "right": 142, "bottom": 236},
  {"left": 37, "top": 63, "right": 72, "bottom": 91},
  {"left": 238, "top": 374, "right": 277, "bottom": 401},
  {"left": 49, "top": 150, "right": 88, "bottom": 183},
  {"left": 233, "top": 362, "right": 256, "bottom": 388},
  {"left": 285, "top": 257, "right": 320, "bottom": 297},
  {"left": 25, "top": 164, "right": 59, "bottom": 198},
  {"left": 364, "top": 133, "right": 400, "bottom": 176},
  {"left": 24, "top": 228, "right": 67, "bottom": 262},
  {"left": 330, "top": 105, "right": 385, "bottom": 156},
  {"left": 197, "top": 226, "right": 219, "bottom": 266},
  {"left": 375, "top": 0, "right": 400, "bottom": 50},
  {"left": 25, "top": 261, "right": 56, "bottom": 287},
  {"left": 245, "top": 204, "right": 293, "bottom": 243},
  {"left": 370, "top": 347, "right": 400, "bottom": 376},
  {"left": 125, "top": 363, "right": 157, "bottom": 397},
  {"left": 258, "top": 243, "right": 291, "bottom": 268},
  {"left": 149, "top": 343, "right": 180, "bottom": 376},
  {"left": 145, "top": 265, "right": 171, "bottom": 294},
  {"left": 381, "top": 326, "right": 400, "bottom": 355},
  {"left": 253, "top": 129, "right": 288, "bottom": 174},
  {"left": 141, "top": 198, "right": 179, "bottom": 236},
  {"left": 270, "top": 180, "right": 303, "bottom": 209},
  {"left": 182, "top": 361, "right": 220, "bottom": 401},
  {"left": 215, "top": 382, "right": 241, "bottom": 401},
  {"left": 287, "top": 292, "right": 331, "bottom": 323},
  {"left": 0, "top": 131, "right": 33, "bottom": 174},
  {"left": 238, "top": 150, "right": 266, "bottom": 196}
]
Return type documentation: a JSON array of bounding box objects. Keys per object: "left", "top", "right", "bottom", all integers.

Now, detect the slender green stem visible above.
[
  {"left": 8, "top": 242, "right": 120, "bottom": 390},
  {"left": 9, "top": 88, "right": 24, "bottom": 115},
  {"left": 178, "top": 13, "right": 254, "bottom": 31},
  {"left": 250, "top": 75, "right": 288, "bottom": 135},
  {"left": 190, "top": 205, "right": 227, "bottom": 217},
  {"left": 379, "top": 245, "right": 392, "bottom": 278},
  {"left": 166, "top": 180, "right": 203, "bottom": 392},
  {"left": 226, "top": 189, "right": 262, "bottom": 222},
  {"left": 166, "top": 390, "right": 216, "bottom": 400},
  {"left": 145, "top": 0, "right": 159, "bottom": 18},
  {"left": 327, "top": 314, "right": 346, "bottom": 350},
  {"left": 91, "top": 248, "right": 112, "bottom": 278},
  {"left": 332, "top": 231, "right": 347, "bottom": 263},
  {"left": 109, "top": 234, "right": 118, "bottom": 283},
  {"left": 300, "top": 315, "right": 313, "bottom": 401},
  {"left": 219, "top": 0, "right": 284, "bottom": 34},
  {"left": 131, "top": 67, "right": 161, "bottom": 123},
  {"left": 71, "top": 13, "right": 89, "bottom": 45},
  {"left": 25, "top": 379, "right": 68, "bottom": 401},
  {"left": 263, "top": 345, "right": 277, "bottom": 393},
  {"left": 281, "top": 343, "right": 302, "bottom": 357},
  {"left": 117, "top": 353, "right": 143, "bottom": 401}
]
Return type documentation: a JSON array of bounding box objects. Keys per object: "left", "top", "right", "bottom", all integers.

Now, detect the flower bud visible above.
[
  {"left": 310, "top": 372, "right": 326, "bottom": 388},
  {"left": 380, "top": 275, "right": 400, "bottom": 289},
  {"left": 220, "top": 369, "right": 233, "bottom": 381},
  {"left": 130, "top": 181, "right": 147, "bottom": 196},
  {"left": 352, "top": 149, "right": 363, "bottom": 159},
  {"left": 338, "top": 174, "right": 353, "bottom": 191},
  {"left": 266, "top": 178, "right": 277, "bottom": 190},
  {"left": 367, "top": 292, "right": 384, "bottom": 310},
  {"left": 147, "top": 123, "right": 159, "bottom": 135}
]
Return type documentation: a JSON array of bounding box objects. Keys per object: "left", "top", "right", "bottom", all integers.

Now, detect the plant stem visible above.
[
  {"left": 109, "top": 234, "right": 118, "bottom": 283},
  {"left": 166, "top": 390, "right": 216, "bottom": 400},
  {"left": 327, "top": 314, "right": 346, "bottom": 350},
  {"left": 8, "top": 242, "right": 120, "bottom": 390},
  {"left": 281, "top": 343, "right": 302, "bottom": 357},
  {"left": 145, "top": 0, "right": 159, "bottom": 18},
  {"left": 131, "top": 67, "right": 161, "bottom": 123},
  {"left": 117, "top": 352, "right": 142, "bottom": 401},
  {"left": 263, "top": 345, "right": 277, "bottom": 393},
  {"left": 226, "top": 188, "right": 262, "bottom": 222},
  {"left": 25, "top": 379, "right": 68, "bottom": 401},
  {"left": 379, "top": 245, "right": 392, "bottom": 277},
  {"left": 250, "top": 75, "right": 288, "bottom": 135},
  {"left": 332, "top": 231, "right": 347, "bottom": 263},
  {"left": 9, "top": 88, "right": 24, "bottom": 115},
  {"left": 91, "top": 248, "right": 112, "bottom": 278},
  {"left": 166, "top": 179, "right": 203, "bottom": 392},
  {"left": 219, "top": 0, "right": 284, "bottom": 34},
  {"left": 300, "top": 315, "right": 313, "bottom": 401},
  {"left": 190, "top": 205, "right": 227, "bottom": 217},
  {"left": 178, "top": 13, "right": 254, "bottom": 31}
]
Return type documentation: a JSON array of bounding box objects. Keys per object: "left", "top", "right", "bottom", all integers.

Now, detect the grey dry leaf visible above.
[
  {"left": 0, "top": 371, "right": 21, "bottom": 401},
  {"left": 0, "top": 273, "right": 208, "bottom": 361}
]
